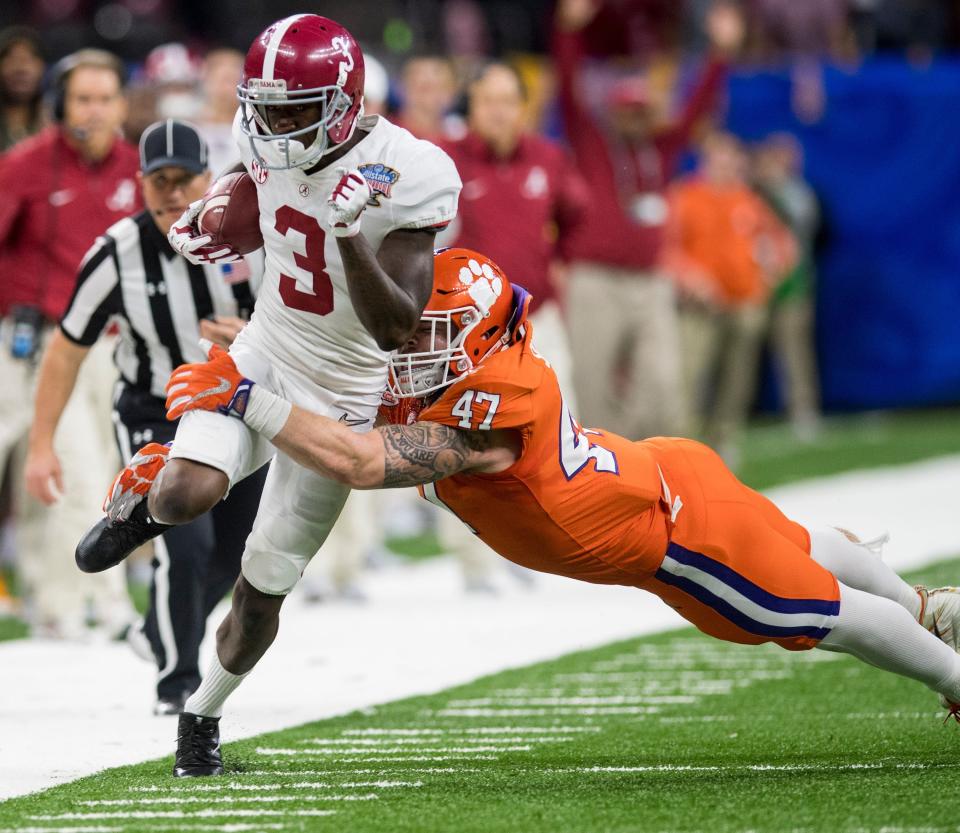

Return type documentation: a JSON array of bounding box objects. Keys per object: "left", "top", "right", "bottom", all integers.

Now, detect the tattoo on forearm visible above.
[{"left": 380, "top": 423, "right": 487, "bottom": 487}]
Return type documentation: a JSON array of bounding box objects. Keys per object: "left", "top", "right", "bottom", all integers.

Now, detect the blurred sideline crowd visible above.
[{"left": 0, "top": 0, "right": 936, "bottom": 644}]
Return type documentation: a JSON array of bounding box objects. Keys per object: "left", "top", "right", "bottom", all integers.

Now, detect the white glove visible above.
[
  {"left": 167, "top": 199, "right": 243, "bottom": 265},
  {"left": 327, "top": 168, "right": 371, "bottom": 238}
]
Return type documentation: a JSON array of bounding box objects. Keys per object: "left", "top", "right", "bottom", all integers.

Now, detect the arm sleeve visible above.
[
  {"left": 59, "top": 235, "right": 121, "bottom": 346},
  {"left": 388, "top": 144, "right": 462, "bottom": 231},
  {"left": 551, "top": 28, "right": 610, "bottom": 170}
]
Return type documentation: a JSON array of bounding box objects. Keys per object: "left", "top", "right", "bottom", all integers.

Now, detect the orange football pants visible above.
[{"left": 639, "top": 438, "right": 840, "bottom": 651}]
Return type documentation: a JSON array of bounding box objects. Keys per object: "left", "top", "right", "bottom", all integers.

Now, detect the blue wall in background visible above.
[{"left": 727, "top": 60, "right": 960, "bottom": 410}]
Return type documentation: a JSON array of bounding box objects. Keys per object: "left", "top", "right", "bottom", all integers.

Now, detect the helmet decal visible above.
[
  {"left": 332, "top": 36, "right": 355, "bottom": 86},
  {"left": 261, "top": 14, "right": 308, "bottom": 81},
  {"left": 457, "top": 258, "right": 504, "bottom": 315},
  {"left": 388, "top": 249, "right": 526, "bottom": 399}
]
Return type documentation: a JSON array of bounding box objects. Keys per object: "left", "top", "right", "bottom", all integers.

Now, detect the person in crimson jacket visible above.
[
  {"left": 553, "top": 0, "right": 744, "bottom": 441},
  {"left": 436, "top": 61, "right": 590, "bottom": 592},
  {"left": 440, "top": 62, "right": 588, "bottom": 409},
  {"left": 0, "top": 48, "right": 140, "bottom": 639}
]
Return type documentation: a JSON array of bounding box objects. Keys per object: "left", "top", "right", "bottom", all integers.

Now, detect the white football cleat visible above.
[
  {"left": 915, "top": 586, "right": 960, "bottom": 723},
  {"left": 913, "top": 584, "right": 960, "bottom": 723},
  {"left": 916, "top": 585, "right": 960, "bottom": 652}
]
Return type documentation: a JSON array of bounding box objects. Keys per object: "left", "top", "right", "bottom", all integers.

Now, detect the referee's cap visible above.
[{"left": 139, "top": 118, "right": 208, "bottom": 175}]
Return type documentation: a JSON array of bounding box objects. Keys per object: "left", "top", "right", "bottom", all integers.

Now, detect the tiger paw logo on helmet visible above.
[{"left": 458, "top": 258, "right": 504, "bottom": 316}]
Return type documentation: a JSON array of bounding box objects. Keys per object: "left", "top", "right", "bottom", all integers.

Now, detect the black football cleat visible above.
[
  {"left": 174, "top": 712, "right": 223, "bottom": 777},
  {"left": 75, "top": 500, "right": 170, "bottom": 573}
]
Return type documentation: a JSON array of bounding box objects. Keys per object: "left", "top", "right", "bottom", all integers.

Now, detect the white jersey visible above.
[{"left": 231, "top": 112, "right": 461, "bottom": 398}]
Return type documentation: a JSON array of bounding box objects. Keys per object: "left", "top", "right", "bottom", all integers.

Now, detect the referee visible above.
[{"left": 25, "top": 119, "right": 268, "bottom": 715}]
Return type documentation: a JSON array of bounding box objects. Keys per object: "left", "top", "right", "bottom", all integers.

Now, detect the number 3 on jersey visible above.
[
  {"left": 275, "top": 205, "right": 334, "bottom": 316},
  {"left": 560, "top": 400, "right": 618, "bottom": 479}
]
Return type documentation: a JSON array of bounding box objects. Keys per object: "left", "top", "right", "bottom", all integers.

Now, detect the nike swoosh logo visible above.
[
  {"left": 339, "top": 413, "right": 370, "bottom": 427},
  {"left": 197, "top": 377, "right": 232, "bottom": 400},
  {"left": 49, "top": 189, "right": 75, "bottom": 207}
]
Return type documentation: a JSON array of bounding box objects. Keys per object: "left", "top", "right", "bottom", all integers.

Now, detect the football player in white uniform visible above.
[{"left": 76, "top": 14, "right": 461, "bottom": 776}]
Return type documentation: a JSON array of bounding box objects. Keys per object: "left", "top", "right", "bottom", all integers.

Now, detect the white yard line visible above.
[
  {"left": 3, "top": 454, "right": 960, "bottom": 801},
  {"left": 297, "top": 736, "right": 572, "bottom": 745},
  {"left": 2, "top": 827, "right": 289, "bottom": 833},
  {"left": 433, "top": 706, "right": 664, "bottom": 716},
  {"left": 341, "top": 726, "right": 600, "bottom": 735},
  {"left": 444, "top": 695, "right": 697, "bottom": 705},
  {"left": 128, "top": 781, "right": 423, "bottom": 792},
  {"left": 28, "top": 810, "right": 338, "bottom": 819},
  {"left": 0, "top": 828, "right": 120, "bottom": 833},
  {"left": 262, "top": 755, "right": 501, "bottom": 764},
  {"left": 550, "top": 762, "right": 960, "bottom": 774},
  {"left": 77, "top": 795, "right": 377, "bottom": 805},
  {"left": 3, "top": 827, "right": 291, "bottom": 833},
  {"left": 238, "top": 769, "right": 481, "bottom": 775},
  {"left": 255, "top": 745, "right": 534, "bottom": 755}
]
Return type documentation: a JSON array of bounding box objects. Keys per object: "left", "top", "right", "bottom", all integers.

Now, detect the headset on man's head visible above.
[{"left": 46, "top": 48, "right": 127, "bottom": 123}]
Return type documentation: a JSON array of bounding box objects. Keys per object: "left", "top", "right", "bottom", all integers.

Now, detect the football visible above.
[{"left": 197, "top": 171, "right": 263, "bottom": 254}]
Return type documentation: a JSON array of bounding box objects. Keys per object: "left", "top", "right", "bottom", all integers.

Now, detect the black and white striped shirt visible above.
[{"left": 61, "top": 210, "right": 261, "bottom": 399}]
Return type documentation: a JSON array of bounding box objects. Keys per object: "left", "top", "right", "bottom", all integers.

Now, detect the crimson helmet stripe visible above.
[{"left": 261, "top": 14, "right": 308, "bottom": 81}]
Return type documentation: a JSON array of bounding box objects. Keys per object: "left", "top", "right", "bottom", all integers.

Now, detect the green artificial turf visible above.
[
  {"left": 384, "top": 529, "right": 446, "bottom": 561},
  {"left": 738, "top": 407, "right": 960, "bottom": 490},
  {"left": 0, "top": 616, "right": 27, "bottom": 641},
  {"left": 5, "top": 557, "right": 960, "bottom": 833}
]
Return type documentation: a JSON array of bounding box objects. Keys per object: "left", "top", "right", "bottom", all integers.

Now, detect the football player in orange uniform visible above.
[{"left": 112, "top": 248, "right": 960, "bottom": 773}]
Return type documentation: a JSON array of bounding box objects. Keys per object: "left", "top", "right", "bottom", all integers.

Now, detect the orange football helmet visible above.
[{"left": 388, "top": 248, "right": 530, "bottom": 398}]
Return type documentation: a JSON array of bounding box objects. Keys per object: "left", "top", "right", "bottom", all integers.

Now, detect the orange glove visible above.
[
  {"left": 165, "top": 339, "right": 254, "bottom": 422},
  {"left": 104, "top": 442, "right": 170, "bottom": 521}
]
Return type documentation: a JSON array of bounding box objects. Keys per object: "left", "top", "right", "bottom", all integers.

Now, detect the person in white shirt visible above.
[{"left": 76, "top": 14, "right": 461, "bottom": 777}]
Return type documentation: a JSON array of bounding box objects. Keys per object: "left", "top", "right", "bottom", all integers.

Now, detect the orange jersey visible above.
[
  {"left": 380, "top": 325, "right": 839, "bottom": 651},
  {"left": 408, "top": 328, "right": 672, "bottom": 585},
  {"left": 665, "top": 176, "right": 796, "bottom": 305}
]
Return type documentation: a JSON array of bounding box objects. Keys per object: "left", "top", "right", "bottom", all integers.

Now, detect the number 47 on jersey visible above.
[{"left": 451, "top": 390, "right": 619, "bottom": 479}]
